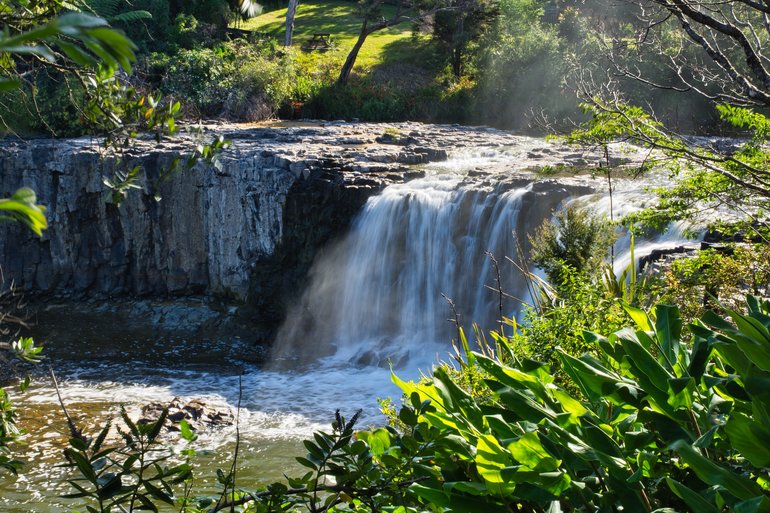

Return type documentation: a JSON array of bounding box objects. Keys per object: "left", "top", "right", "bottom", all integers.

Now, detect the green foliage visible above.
[
  {"left": 659, "top": 244, "right": 770, "bottom": 323},
  {"left": 0, "top": 12, "right": 137, "bottom": 84},
  {"left": 79, "top": 0, "right": 153, "bottom": 24},
  {"left": 0, "top": 387, "right": 23, "bottom": 475},
  {"left": 62, "top": 407, "right": 196, "bottom": 512},
  {"left": 514, "top": 266, "right": 629, "bottom": 380},
  {"left": 0, "top": 188, "right": 47, "bottom": 236},
  {"left": 145, "top": 40, "right": 314, "bottom": 120},
  {"left": 0, "top": 335, "right": 42, "bottom": 476},
  {"left": 375, "top": 298, "right": 770, "bottom": 512},
  {"left": 473, "top": 0, "right": 575, "bottom": 129},
  {"left": 311, "top": 81, "right": 413, "bottom": 121},
  {"left": 572, "top": 99, "right": 770, "bottom": 233},
  {"left": 432, "top": 0, "right": 499, "bottom": 77},
  {"left": 529, "top": 205, "right": 617, "bottom": 288}
]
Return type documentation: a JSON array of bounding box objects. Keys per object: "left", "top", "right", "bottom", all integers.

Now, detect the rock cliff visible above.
[{"left": 1, "top": 121, "right": 643, "bottom": 340}]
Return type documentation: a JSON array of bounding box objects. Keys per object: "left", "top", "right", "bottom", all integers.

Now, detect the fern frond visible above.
[
  {"left": 85, "top": 0, "right": 121, "bottom": 17},
  {"left": 110, "top": 10, "right": 152, "bottom": 23}
]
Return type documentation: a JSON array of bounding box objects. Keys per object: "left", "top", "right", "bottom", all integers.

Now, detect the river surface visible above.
[{"left": 2, "top": 148, "right": 698, "bottom": 512}]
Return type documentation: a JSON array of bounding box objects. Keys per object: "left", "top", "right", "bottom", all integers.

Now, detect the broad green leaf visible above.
[
  {"left": 725, "top": 412, "right": 770, "bottom": 467},
  {"left": 671, "top": 440, "right": 764, "bottom": 500},
  {"left": 735, "top": 496, "right": 770, "bottom": 513},
  {"left": 476, "top": 354, "right": 548, "bottom": 399},
  {"left": 179, "top": 419, "right": 196, "bottom": 442},
  {"left": 624, "top": 304, "right": 653, "bottom": 332},
  {"left": 508, "top": 432, "right": 560, "bottom": 471},
  {"left": 617, "top": 332, "right": 673, "bottom": 406},
  {"left": 475, "top": 434, "right": 516, "bottom": 496},
  {"left": 559, "top": 350, "right": 642, "bottom": 406},
  {"left": 655, "top": 304, "right": 682, "bottom": 363},
  {"left": 0, "top": 187, "right": 48, "bottom": 235},
  {"left": 667, "top": 377, "right": 695, "bottom": 411},
  {"left": 57, "top": 40, "right": 98, "bottom": 67},
  {"left": 666, "top": 478, "right": 720, "bottom": 513},
  {"left": 434, "top": 366, "right": 485, "bottom": 428},
  {"left": 550, "top": 389, "right": 588, "bottom": 418},
  {"left": 410, "top": 483, "right": 449, "bottom": 507},
  {"left": 687, "top": 333, "right": 712, "bottom": 381},
  {"left": 392, "top": 371, "right": 442, "bottom": 408},
  {"left": 496, "top": 386, "right": 556, "bottom": 423},
  {"left": 357, "top": 428, "right": 391, "bottom": 456},
  {"left": 444, "top": 481, "right": 488, "bottom": 495}
]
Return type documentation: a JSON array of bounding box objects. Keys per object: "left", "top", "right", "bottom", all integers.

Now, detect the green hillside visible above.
[{"left": 237, "top": 0, "right": 439, "bottom": 73}]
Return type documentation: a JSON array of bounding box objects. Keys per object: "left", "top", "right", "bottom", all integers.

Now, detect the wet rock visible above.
[{"left": 140, "top": 397, "right": 235, "bottom": 433}]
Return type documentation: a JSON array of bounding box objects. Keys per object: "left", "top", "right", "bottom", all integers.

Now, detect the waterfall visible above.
[
  {"left": 273, "top": 167, "right": 572, "bottom": 369},
  {"left": 273, "top": 165, "right": 703, "bottom": 370}
]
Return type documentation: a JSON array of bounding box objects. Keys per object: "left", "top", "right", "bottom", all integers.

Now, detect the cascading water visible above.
[
  {"left": 273, "top": 172, "right": 539, "bottom": 369},
  {"left": 274, "top": 160, "right": 705, "bottom": 373}
]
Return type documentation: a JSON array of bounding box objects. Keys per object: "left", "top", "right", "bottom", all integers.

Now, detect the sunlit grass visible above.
[{"left": 236, "top": 0, "right": 435, "bottom": 71}]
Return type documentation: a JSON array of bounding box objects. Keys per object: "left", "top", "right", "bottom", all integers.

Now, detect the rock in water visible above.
[{"left": 140, "top": 397, "right": 235, "bottom": 433}]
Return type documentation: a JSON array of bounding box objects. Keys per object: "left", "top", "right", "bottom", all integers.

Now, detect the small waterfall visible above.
[
  {"left": 273, "top": 172, "right": 543, "bottom": 369},
  {"left": 274, "top": 166, "right": 704, "bottom": 371},
  {"left": 571, "top": 180, "right": 702, "bottom": 274}
]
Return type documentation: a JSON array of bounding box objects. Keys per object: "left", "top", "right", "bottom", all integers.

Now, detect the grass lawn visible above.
[{"left": 236, "top": 0, "right": 439, "bottom": 73}]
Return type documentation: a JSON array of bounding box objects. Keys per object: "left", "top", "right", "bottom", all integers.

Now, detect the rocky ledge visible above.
[{"left": 1, "top": 121, "right": 652, "bottom": 347}]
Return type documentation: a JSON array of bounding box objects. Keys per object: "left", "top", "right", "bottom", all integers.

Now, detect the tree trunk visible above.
[
  {"left": 337, "top": 23, "right": 369, "bottom": 85},
  {"left": 452, "top": 47, "right": 462, "bottom": 77},
  {"left": 285, "top": 0, "right": 300, "bottom": 47},
  {"left": 451, "top": 17, "right": 464, "bottom": 78}
]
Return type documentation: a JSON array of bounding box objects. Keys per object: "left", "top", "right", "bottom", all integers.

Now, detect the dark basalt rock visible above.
[{"left": 140, "top": 397, "right": 235, "bottom": 433}]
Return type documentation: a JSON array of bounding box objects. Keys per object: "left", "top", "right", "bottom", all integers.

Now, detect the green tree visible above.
[
  {"left": 337, "top": 0, "right": 449, "bottom": 85},
  {"left": 573, "top": 0, "right": 770, "bottom": 231},
  {"left": 529, "top": 205, "right": 616, "bottom": 288},
  {"left": 432, "top": 0, "right": 499, "bottom": 77}
]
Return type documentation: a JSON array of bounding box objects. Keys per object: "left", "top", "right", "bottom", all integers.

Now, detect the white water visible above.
[
  {"left": 273, "top": 168, "right": 537, "bottom": 368},
  {"left": 570, "top": 179, "right": 702, "bottom": 274}
]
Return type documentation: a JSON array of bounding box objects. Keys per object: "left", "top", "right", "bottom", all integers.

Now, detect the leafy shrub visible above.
[
  {"left": 379, "top": 298, "right": 770, "bottom": 512},
  {"left": 661, "top": 244, "right": 770, "bottom": 322},
  {"left": 310, "top": 81, "right": 409, "bottom": 121},
  {"left": 514, "top": 267, "right": 628, "bottom": 377},
  {"left": 223, "top": 47, "right": 312, "bottom": 121},
  {"left": 170, "top": 13, "right": 217, "bottom": 50},
  {"left": 529, "top": 205, "right": 617, "bottom": 289},
  {"left": 148, "top": 44, "right": 240, "bottom": 117},
  {"left": 144, "top": 40, "right": 321, "bottom": 121}
]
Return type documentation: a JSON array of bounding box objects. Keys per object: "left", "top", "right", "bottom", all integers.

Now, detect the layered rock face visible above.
[
  {"left": 0, "top": 122, "right": 537, "bottom": 301},
  {"left": 1, "top": 136, "right": 296, "bottom": 298}
]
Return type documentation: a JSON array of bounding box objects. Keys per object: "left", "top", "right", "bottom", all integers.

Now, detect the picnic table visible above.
[{"left": 306, "top": 33, "right": 332, "bottom": 49}]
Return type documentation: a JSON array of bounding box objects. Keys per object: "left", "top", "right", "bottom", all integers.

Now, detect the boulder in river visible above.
[{"left": 140, "top": 397, "right": 235, "bottom": 433}]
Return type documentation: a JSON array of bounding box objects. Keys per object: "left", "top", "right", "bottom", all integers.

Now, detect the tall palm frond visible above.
[{"left": 77, "top": 0, "right": 152, "bottom": 23}]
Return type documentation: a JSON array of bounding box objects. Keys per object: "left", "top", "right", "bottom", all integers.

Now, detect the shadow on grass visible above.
[
  {"left": 242, "top": 0, "right": 412, "bottom": 38},
  {"left": 374, "top": 36, "right": 444, "bottom": 75}
]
